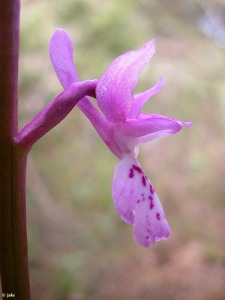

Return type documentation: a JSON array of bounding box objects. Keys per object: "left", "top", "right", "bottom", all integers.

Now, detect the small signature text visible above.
[{"left": 2, "top": 293, "right": 15, "bottom": 298}]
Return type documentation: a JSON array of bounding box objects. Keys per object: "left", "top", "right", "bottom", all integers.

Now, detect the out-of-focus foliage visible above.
[{"left": 19, "top": 0, "right": 225, "bottom": 299}]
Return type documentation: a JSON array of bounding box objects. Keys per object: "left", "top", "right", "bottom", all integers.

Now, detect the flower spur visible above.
[{"left": 49, "top": 29, "right": 191, "bottom": 247}]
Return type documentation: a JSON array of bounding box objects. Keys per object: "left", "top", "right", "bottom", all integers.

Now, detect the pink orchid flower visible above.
[{"left": 49, "top": 29, "right": 191, "bottom": 247}]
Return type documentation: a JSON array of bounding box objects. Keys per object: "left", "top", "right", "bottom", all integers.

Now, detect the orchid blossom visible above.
[{"left": 49, "top": 29, "right": 191, "bottom": 247}]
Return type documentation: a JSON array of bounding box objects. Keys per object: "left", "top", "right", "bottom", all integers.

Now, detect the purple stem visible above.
[
  {"left": 0, "top": 0, "right": 31, "bottom": 299},
  {"left": 0, "top": 2, "right": 97, "bottom": 297}
]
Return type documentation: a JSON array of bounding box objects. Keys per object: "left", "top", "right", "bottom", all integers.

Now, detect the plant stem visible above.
[{"left": 0, "top": 0, "right": 31, "bottom": 298}]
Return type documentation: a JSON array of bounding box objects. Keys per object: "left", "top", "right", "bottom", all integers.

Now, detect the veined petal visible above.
[
  {"left": 49, "top": 29, "right": 78, "bottom": 89},
  {"left": 112, "top": 155, "right": 170, "bottom": 247},
  {"left": 138, "top": 114, "right": 191, "bottom": 143},
  {"left": 120, "top": 116, "right": 183, "bottom": 142},
  {"left": 96, "top": 40, "right": 155, "bottom": 122},
  {"left": 149, "top": 114, "right": 192, "bottom": 127},
  {"left": 128, "top": 77, "right": 164, "bottom": 118}
]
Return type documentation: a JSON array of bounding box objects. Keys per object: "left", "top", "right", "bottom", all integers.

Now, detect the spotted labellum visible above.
[{"left": 49, "top": 29, "right": 191, "bottom": 247}]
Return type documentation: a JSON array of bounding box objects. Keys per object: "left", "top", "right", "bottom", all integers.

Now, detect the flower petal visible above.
[
  {"left": 128, "top": 77, "right": 164, "bottom": 118},
  {"left": 112, "top": 155, "right": 170, "bottom": 247},
  {"left": 138, "top": 114, "right": 191, "bottom": 143},
  {"left": 133, "top": 188, "right": 171, "bottom": 247},
  {"left": 96, "top": 40, "right": 155, "bottom": 122},
  {"left": 120, "top": 116, "right": 184, "bottom": 142},
  {"left": 49, "top": 28, "right": 78, "bottom": 89},
  {"left": 149, "top": 114, "right": 192, "bottom": 127},
  {"left": 112, "top": 155, "right": 137, "bottom": 225}
]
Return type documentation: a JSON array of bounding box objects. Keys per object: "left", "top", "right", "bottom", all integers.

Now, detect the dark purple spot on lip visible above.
[
  {"left": 129, "top": 168, "right": 134, "bottom": 178},
  {"left": 137, "top": 199, "right": 140, "bottom": 204},
  {"left": 142, "top": 176, "right": 146, "bottom": 186},
  {"left": 146, "top": 236, "right": 149, "bottom": 239},
  {"left": 148, "top": 195, "right": 153, "bottom": 201},
  {"left": 150, "top": 202, "right": 154, "bottom": 210},
  {"left": 156, "top": 212, "right": 160, "bottom": 220},
  {"left": 150, "top": 184, "right": 155, "bottom": 194},
  {"left": 133, "top": 165, "right": 142, "bottom": 173}
]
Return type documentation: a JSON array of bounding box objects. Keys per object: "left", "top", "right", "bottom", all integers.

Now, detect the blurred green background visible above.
[{"left": 18, "top": 0, "right": 225, "bottom": 299}]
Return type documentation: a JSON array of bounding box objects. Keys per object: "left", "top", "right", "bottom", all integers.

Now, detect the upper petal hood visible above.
[
  {"left": 49, "top": 28, "right": 78, "bottom": 89},
  {"left": 96, "top": 40, "right": 155, "bottom": 122}
]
